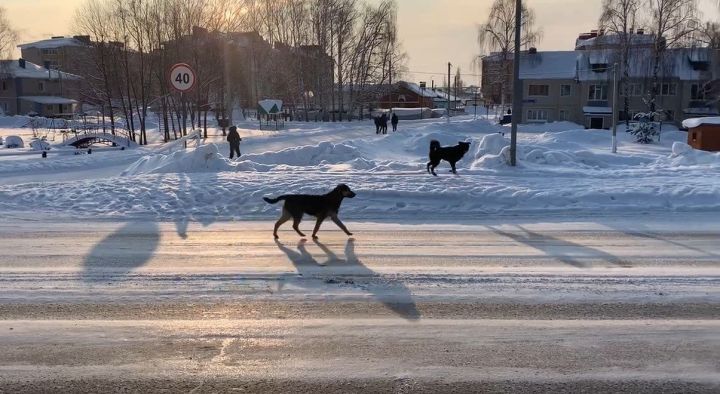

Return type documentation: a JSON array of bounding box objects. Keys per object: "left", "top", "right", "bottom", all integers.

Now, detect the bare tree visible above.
[
  {"left": 646, "top": 0, "right": 699, "bottom": 110},
  {"left": 599, "top": 0, "right": 640, "bottom": 125},
  {"left": 478, "top": 0, "right": 541, "bottom": 107},
  {"left": 0, "top": 7, "right": 18, "bottom": 60}
]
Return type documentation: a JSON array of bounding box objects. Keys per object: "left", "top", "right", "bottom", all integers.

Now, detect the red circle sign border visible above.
[{"left": 169, "top": 63, "right": 197, "bottom": 93}]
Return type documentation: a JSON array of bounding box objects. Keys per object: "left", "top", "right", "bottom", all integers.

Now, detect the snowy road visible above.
[{"left": 1, "top": 216, "right": 719, "bottom": 392}]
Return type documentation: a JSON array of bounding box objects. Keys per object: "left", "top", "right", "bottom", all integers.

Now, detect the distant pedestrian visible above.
[
  {"left": 380, "top": 113, "right": 388, "bottom": 134},
  {"left": 391, "top": 112, "right": 399, "bottom": 132},
  {"left": 227, "top": 125, "right": 242, "bottom": 159},
  {"left": 374, "top": 116, "right": 381, "bottom": 134}
]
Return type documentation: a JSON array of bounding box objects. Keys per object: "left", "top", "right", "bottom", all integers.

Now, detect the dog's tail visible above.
[
  {"left": 429, "top": 140, "right": 441, "bottom": 153},
  {"left": 263, "top": 196, "right": 287, "bottom": 204}
]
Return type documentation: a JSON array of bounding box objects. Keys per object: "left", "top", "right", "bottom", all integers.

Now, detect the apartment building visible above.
[
  {"left": 484, "top": 30, "right": 720, "bottom": 128},
  {"left": 0, "top": 59, "right": 81, "bottom": 116}
]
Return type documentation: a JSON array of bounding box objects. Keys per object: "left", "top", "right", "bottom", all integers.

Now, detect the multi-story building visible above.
[
  {"left": 483, "top": 30, "right": 720, "bottom": 128},
  {"left": 0, "top": 58, "right": 81, "bottom": 116}
]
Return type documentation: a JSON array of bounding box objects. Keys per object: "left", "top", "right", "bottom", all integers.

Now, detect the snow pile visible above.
[
  {"left": 471, "top": 133, "right": 511, "bottom": 169},
  {"left": 668, "top": 142, "right": 720, "bottom": 167},
  {"left": 682, "top": 117, "right": 720, "bottom": 129},
  {"left": 29, "top": 139, "right": 51, "bottom": 151},
  {"left": 123, "top": 143, "right": 235, "bottom": 175},
  {"left": 243, "top": 141, "right": 364, "bottom": 167},
  {"left": 4, "top": 136, "right": 24, "bottom": 149}
]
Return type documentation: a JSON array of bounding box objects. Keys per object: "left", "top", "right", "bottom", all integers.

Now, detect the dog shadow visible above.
[
  {"left": 81, "top": 221, "right": 161, "bottom": 282},
  {"left": 275, "top": 238, "right": 421, "bottom": 321}
]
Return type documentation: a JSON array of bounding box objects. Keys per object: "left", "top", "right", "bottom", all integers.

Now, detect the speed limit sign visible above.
[{"left": 169, "top": 63, "right": 196, "bottom": 93}]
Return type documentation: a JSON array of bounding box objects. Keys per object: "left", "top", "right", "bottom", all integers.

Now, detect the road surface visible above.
[{"left": 0, "top": 217, "right": 718, "bottom": 392}]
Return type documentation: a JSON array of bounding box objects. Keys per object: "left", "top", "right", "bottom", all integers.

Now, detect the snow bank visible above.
[
  {"left": 4, "top": 136, "right": 24, "bottom": 148},
  {"left": 123, "top": 143, "right": 235, "bottom": 175},
  {"left": 29, "top": 139, "right": 51, "bottom": 151},
  {"left": 668, "top": 142, "right": 720, "bottom": 167}
]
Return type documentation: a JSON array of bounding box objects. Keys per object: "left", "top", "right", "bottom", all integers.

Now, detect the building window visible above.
[
  {"left": 560, "top": 85, "right": 572, "bottom": 97},
  {"left": 38, "top": 82, "right": 45, "bottom": 92},
  {"left": 660, "top": 83, "right": 677, "bottom": 96},
  {"left": 527, "top": 109, "right": 548, "bottom": 122},
  {"left": 41, "top": 48, "right": 58, "bottom": 56},
  {"left": 588, "top": 84, "right": 607, "bottom": 101},
  {"left": 625, "top": 83, "right": 642, "bottom": 97},
  {"left": 1, "top": 81, "right": 6, "bottom": 90},
  {"left": 528, "top": 84, "right": 549, "bottom": 96},
  {"left": 691, "top": 84, "right": 705, "bottom": 100},
  {"left": 558, "top": 109, "right": 568, "bottom": 121},
  {"left": 591, "top": 63, "right": 608, "bottom": 73}
]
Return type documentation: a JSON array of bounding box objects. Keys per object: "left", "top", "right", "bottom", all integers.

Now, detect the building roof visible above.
[
  {"left": 576, "top": 47, "right": 714, "bottom": 81},
  {"left": 18, "top": 37, "right": 88, "bottom": 50},
  {"left": 682, "top": 117, "right": 720, "bottom": 128},
  {"left": 519, "top": 51, "right": 578, "bottom": 80},
  {"left": 0, "top": 60, "right": 81, "bottom": 80},
  {"left": 575, "top": 32, "right": 656, "bottom": 50},
  {"left": 19, "top": 96, "right": 78, "bottom": 105},
  {"left": 399, "top": 81, "right": 460, "bottom": 101}
]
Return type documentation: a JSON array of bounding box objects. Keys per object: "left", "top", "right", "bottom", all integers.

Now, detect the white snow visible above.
[
  {"left": 682, "top": 117, "right": 720, "bottom": 129},
  {"left": 0, "top": 114, "right": 718, "bottom": 221},
  {"left": 0, "top": 59, "right": 81, "bottom": 80},
  {"left": 3, "top": 136, "right": 24, "bottom": 148}
]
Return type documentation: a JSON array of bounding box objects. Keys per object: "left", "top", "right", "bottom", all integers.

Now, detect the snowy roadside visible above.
[{"left": 1, "top": 115, "right": 719, "bottom": 221}]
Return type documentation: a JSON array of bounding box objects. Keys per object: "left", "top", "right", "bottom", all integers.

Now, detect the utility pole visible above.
[
  {"left": 447, "top": 62, "right": 451, "bottom": 122},
  {"left": 510, "top": 0, "right": 522, "bottom": 167},
  {"left": 612, "top": 62, "right": 618, "bottom": 153}
]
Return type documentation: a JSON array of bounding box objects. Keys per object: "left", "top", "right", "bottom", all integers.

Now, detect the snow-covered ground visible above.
[{"left": 1, "top": 114, "right": 718, "bottom": 221}]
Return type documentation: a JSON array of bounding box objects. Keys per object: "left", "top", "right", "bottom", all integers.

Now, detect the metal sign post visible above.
[{"left": 169, "top": 63, "right": 197, "bottom": 143}]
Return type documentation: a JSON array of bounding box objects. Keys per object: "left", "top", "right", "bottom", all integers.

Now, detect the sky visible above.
[{"left": 4, "top": 0, "right": 719, "bottom": 86}]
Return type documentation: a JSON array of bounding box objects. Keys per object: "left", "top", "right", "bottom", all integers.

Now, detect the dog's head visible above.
[
  {"left": 458, "top": 141, "right": 471, "bottom": 153},
  {"left": 335, "top": 184, "right": 356, "bottom": 198}
]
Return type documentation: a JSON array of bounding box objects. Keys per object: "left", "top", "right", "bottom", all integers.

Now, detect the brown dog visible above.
[{"left": 263, "top": 184, "right": 356, "bottom": 239}]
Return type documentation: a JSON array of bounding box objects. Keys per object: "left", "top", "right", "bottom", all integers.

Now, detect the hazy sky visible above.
[{"left": 5, "top": 0, "right": 719, "bottom": 85}]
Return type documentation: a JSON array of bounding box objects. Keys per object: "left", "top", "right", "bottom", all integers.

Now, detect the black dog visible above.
[
  {"left": 426, "top": 140, "right": 471, "bottom": 176},
  {"left": 263, "top": 184, "right": 356, "bottom": 239}
]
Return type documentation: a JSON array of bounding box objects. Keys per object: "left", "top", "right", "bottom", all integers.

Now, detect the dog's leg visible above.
[
  {"left": 430, "top": 163, "right": 438, "bottom": 176},
  {"left": 330, "top": 213, "right": 353, "bottom": 236},
  {"left": 292, "top": 216, "right": 306, "bottom": 237},
  {"left": 450, "top": 161, "right": 458, "bottom": 174},
  {"left": 273, "top": 209, "right": 292, "bottom": 239},
  {"left": 311, "top": 216, "right": 326, "bottom": 239}
]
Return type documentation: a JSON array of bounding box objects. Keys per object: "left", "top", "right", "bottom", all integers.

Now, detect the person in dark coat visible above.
[
  {"left": 380, "top": 113, "right": 388, "bottom": 134},
  {"left": 227, "top": 125, "right": 242, "bottom": 159},
  {"left": 374, "top": 116, "right": 381, "bottom": 134},
  {"left": 391, "top": 112, "right": 399, "bottom": 132}
]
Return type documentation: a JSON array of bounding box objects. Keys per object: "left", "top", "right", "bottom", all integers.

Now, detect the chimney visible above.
[
  {"left": 629, "top": 27, "right": 634, "bottom": 34},
  {"left": 528, "top": 47, "right": 537, "bottom": 54},
  {"left": 51, "top": 36, "right": 64, "bottom": 39},
  {"left": 73, "top": 35, "right": 91, "bottom": 45},
  {"left": 599, "top": 29, "right": 605, "bottom": 36},
  {"left": 637, "top": 28, "right": 644, "bottom": 35},
  {"left": 18, "top": 58, "right": 26, "bottom": 69}
]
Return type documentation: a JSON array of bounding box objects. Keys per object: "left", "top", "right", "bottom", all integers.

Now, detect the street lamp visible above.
[
  {"left": 509, "top": 0, "right": 522, "bottom": 167},
  {"left": 419, "top": 81, "right": 426, "bottom": 119}
]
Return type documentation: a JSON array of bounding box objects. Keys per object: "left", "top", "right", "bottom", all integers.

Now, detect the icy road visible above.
[{"left": 0, "top": 215, "right": 719, "bottom": 392}]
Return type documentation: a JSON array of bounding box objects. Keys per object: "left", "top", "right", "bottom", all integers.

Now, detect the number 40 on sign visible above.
[{"left": 169, "top": 63, "right": 196, "bottom": 93}]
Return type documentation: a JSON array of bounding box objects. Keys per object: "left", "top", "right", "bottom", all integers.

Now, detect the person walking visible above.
[
  {"left": 380, "top": 113, "right": 388, "bottom": 135},
  {"left": 227, "top": 125, "right": 242, "bottom": 159},
  {"left": 391, "top": 112, "right": 399, "bottom": 132}
]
